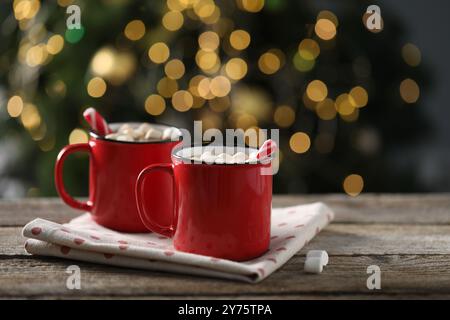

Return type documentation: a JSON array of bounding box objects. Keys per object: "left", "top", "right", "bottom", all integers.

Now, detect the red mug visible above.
[
  {"left": 135, "top": 145, "right": 273, "bottom": 261},
  {"left": 55, "top": 123, "right": 180, "bottom": 232}
]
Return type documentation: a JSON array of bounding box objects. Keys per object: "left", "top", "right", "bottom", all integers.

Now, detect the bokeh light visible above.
[
  {"left": 210, "top": 75, "right": 231, "bottom": 97},
  {"left": 298, "top": 39, "right": 320, "bottom": 60},
  {"left": 402, "top": 43, "right": 421, "bottom": 67},
  {"left": 349, "top": 86, "right": 369, "bottom": 108},
  {"left": 164, "top": 59, "right": 185, "bottom": 79},
  {"left": 274, "top": 105, "right": 295, "bottom": 128},
  {"left": 145, "top": 94, "right": 166, "bottom": 116},
  {"left": 316, "top": 98, "right": 336, "bottom": 120},
  {"left": 7, "top": 96, "right": 24, "bottom": 118},
  {"left": 229, "top": 30, "right": 251, "bottom": 50},
  {"left": 258, "top": 51, "right": 281, "bottom": 74},
  {"left": 69, "top": 128, "right": 89, "bottom": 144},
  {"left": 87, "top": 77, "right": 107, "bottom": 98},
  {"left": 198, "top": 31, "right": 220, "bottom": 52},
  {"left": 172, "top": 90, "right": 193, "bottom": 112},
  {"left": 400, "top": 78, "right": 420, "bottom": 103},
  {"left": 343, "top": 174, "right": 364, "bottom": 196},
  {"left": 46, "top": 35, "right": 64, "bottom": 55},
  {"left": 124, "top": 20, "right": 146, "bottom": 41},
  {"left": 225, "top": 58, "right": 247, "bottom": 80},
  {"left": 289, "top": 132, "right": 311, "bottom": 154},
  {"left": 306, "top": 80, "right": 328, "bottom": 102},
  {"left": 315, "top": 19, "right": 336, "bottom": 40},
  {"left": 157, "top": 77, "right": 178, "bottom": 98},
  {"left": 162, "top": 10, "right": 184, "bottom": 31},
  {"left": 148, "top": 42, "right": 170, "bottom": 64}
]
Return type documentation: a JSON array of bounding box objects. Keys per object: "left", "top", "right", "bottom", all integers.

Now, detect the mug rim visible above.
[
  {"left": 89, "top": 122, "right": 182, "bottom": 145},
  {"left": 171, "top": 143, "right": 274, "bottom": 166}
]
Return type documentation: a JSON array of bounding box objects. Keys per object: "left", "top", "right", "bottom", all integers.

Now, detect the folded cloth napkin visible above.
[{"left": 22, "top": 202, "right": 334, "bottom": 283}]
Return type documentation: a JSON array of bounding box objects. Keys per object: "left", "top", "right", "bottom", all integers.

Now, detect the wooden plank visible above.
[
  {"left": 1, "top": 194, "right": 449, "bottom": 227},
  {"left": 4, "top": 224, "right": 450, "bottom": 256},
  {"left": 273, "top": 193, "right": 450, "bottom": 225},
  {"left": 1, "top": 255, "right": 450, "bottom": 298}
]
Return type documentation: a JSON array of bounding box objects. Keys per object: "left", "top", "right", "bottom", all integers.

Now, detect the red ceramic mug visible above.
[
  {"left": 135, "top": 145, "right": 273, "bottom": 261},
  {"left": 55, "top": 123, "right": 180, "bottom": 232}
]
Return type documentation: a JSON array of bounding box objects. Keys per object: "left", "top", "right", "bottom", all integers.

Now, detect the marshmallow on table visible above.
[
  {"left": 306, "top": 250, "right": 329, "bottom": 266},
  {"left": 304, "top": 250, "right": 329, "bottom": 274},
  {"left": 304, "top": 257, "right": 324, "bottom": 274}
]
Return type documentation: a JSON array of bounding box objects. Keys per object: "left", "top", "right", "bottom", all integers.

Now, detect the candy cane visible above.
[
  {"left": 256, "top": 139, "right": 277, "bottom": 163},
  {"left": 83, "top": 108, "right": 112, "bottom": 135}
]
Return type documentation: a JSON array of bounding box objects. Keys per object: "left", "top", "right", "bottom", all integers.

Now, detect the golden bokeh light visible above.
[
  {"left": 167, "top": 0, "right": 189, "bottom": 11},
  {"left": 189, "top": 75, "right": 207, "bottom": 97},
  {"left": 335, "top": 94, "right": 355, "bottom": 116},
  {"left": 293, "top": 52, "right": 315, "bottom": 72},
  {"left": 210, "top": 75, "right": 231, "bottom": 97},
  {"left": 349, "top": 86, "right": 369, "bottom": 108},
  {"left": 193, "top": 0, "right": 216, "bottom": 18},
  {"left": 21, "top": 103, "right": 41, "bottom": 130},
  {"left": 164, "top": 59, "right": 185, "bottom": 79},
  {"left": 26, "top": 44, "right": 48, "bottom": 67},
  {"left": 316, "top": 98, "right": 336, "bottom": 120},
  {"left": 145, "top": 94, "right": 166, "bottom": 116},
  {"left": 46, "top": 35, "right": 64, "bottom": 55},
  {"left": 7, "top": 96, "right": 24, "bottom": 118},
  {"left": 195, "top": 50, "right": 219, "bottom": 71},
  {"left": 197, "top": 77, "right": 215, "bottom": 99},
  {"left": 236, "top": 114, "right": 258, "bottom": 130},
  {"left": 157, "top": 77, "right": 178, "bottom": 98},
  {"left": 402, "top": 43, "right": 421, "bottom": 67},
  {"left": 298, "top": 39, "right": 320, "bottom": 60},
  {"left": 90, "top": 47, "right": 136, "bottom": 85},
  {"left": 315, "top": 19, "right": 336, "bottom": 40},
  {"left": 124, "top": 20, "right": 146, "bottom": 41},
  {"left": 225, "top": 58, "right": 247, "bottom": 80},
  {"left": 306, "top": 80, "right": 328, "bottom": 102},
  {"left": 289, "top": 132, "right": 311, "bottom": 154},
  {"left": 198, "top": 31, "right": 220, "bottom": 52},
  {"left": 229, "top": 30, "right": 251, "bottom": 50},
  {"left": 273, "top": 105, "right": 295, "bottom": 128},
  {"left": 87, "top": 77, "right": 107, "bottom": 98},
  {"left": 343, "top": 174, "right": 364, "bottom": 196},
  {"left": 148, "top": 42, "right": 170, "bottom": 64},
  {"left": 302, "top": 92, "right": 317, "bottom": 110},
  {"left": 172, "top": 90, "right": 193, "bottom": 112},
  {"left": 162, "top": 10, "right": 184, "bottom": 31},
  {"left": 400, "top": 78, "right": 420, "bottom": 103},
  {"left": 258, "top": 52, "right": 281, "bottom": 75},
  {"left": 69, "top": 128, "right": 89, "bottom": 145},
  {"left": 239, "top": 0, "right": 265, "bottom": 13},
  {"left": 317, "top": 10, "right": 339, "bottom": 27},
  {"left": 14, "top": 0, "right": 40, "bottom": 20}
]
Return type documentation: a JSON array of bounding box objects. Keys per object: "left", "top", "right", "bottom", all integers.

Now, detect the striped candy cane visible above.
[
  {"left": 256, "top": 139, "right": 277, "bottom": 163},
  {"left": 83, "top": 108, "right": 112, "bottom": 136}
]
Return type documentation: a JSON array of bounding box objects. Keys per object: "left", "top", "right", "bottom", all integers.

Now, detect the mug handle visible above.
[
  {"left": 54, "top": 143, "right": 93, "bottom": 212},
  {"left": 135, "top": 163, "right": 176, "bottom": 238}
]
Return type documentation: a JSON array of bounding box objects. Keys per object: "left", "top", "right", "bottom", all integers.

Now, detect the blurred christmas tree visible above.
[{"left": 0, "top": 0, "right": 429, "bottom": 197}]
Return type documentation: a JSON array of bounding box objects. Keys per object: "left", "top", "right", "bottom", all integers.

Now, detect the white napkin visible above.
[{"left": 22, "top": 202, "right": 334, "bottom": 283}]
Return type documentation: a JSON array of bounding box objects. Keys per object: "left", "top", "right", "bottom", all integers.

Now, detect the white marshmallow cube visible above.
[
  {"left": 304, "top": 257, "right": 324, "bottom": 274},
  {"left": 306, "top": 250, "right": 329, "bottom": 266}
]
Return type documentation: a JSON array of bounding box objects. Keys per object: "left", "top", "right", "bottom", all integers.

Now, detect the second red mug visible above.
[{"left": 135, "top": 145, "right": 273, "bottom": 261}]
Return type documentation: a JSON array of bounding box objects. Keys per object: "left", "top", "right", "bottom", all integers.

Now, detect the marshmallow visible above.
[
  {"left": 214, "top": 153, "right": 234, "bottom": 164},
  {"left": 304, "top": 257, "right": 324, "bottom": 274},
  {"left": 162, "top": 127, "right": 173, "bottom": 140},
  {"left": 144, "top": 128, "right": 162, "bottom": 140},
  {"left": 306, "top": 250, "right": 329, "bottom": 266},
  {"left": 116, "top": 134, "right": 134, "bottom": 142},
  {"left": 200, "top": 151, "right": 216, "bottom": 164},
  {"left": 248, "top": 151, "right": 258, "bottom": 163},
  {"left": 105, "top": 133, "right": 119, "bottom": 140},
  {"left": 232, "top": 152, "right": 247, "bottom": 164},
  {"left": 118, "top": 124, "right": 131, "bottom": 133}
]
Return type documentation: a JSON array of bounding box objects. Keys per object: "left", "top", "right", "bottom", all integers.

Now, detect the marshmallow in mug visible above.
[
  {"left": 179, "top": 147, "right": 259, "bottom": 164},
  {"left": 105, "top": 123, "right": 182, "bottom": 142}
]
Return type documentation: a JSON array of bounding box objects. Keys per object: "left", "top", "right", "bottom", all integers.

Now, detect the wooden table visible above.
[{"left": 1, "top": 194, "right": 449, "bottom": 299}]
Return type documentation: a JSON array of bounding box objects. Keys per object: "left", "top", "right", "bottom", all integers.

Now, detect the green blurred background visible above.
[{"left": 1, "top": 0, "right": 447, "bottom": 198}]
